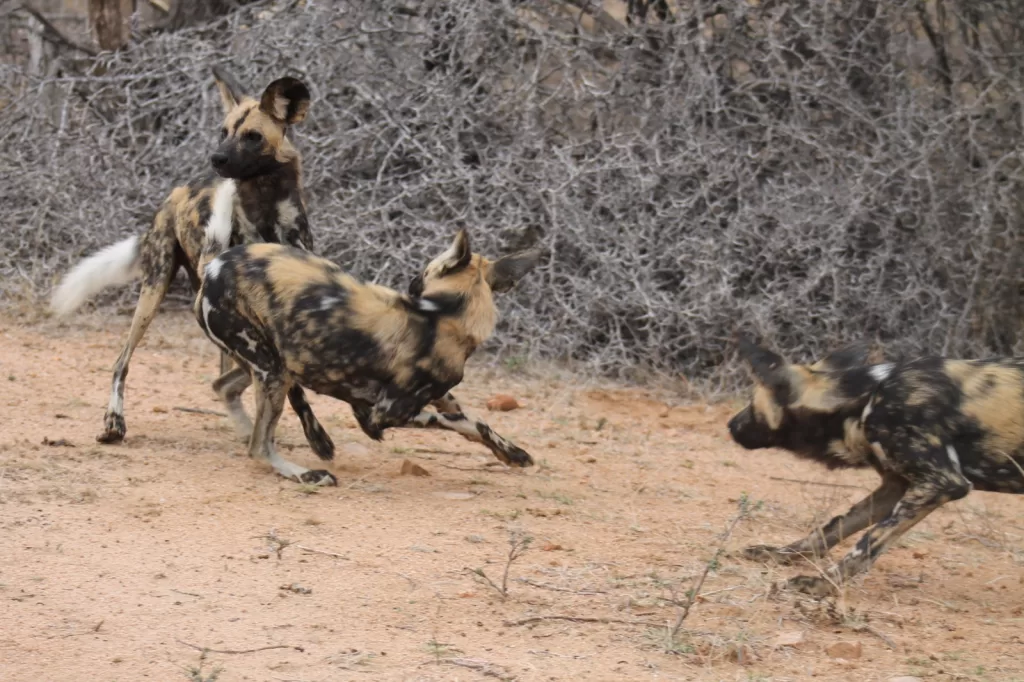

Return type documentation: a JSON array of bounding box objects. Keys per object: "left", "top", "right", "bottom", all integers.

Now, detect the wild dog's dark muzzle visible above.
[{"left": 728, "top": 405, "right": 777, "bottom": 450}]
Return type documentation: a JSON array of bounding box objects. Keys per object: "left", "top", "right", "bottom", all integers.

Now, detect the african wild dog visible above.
[
  {"left": 49, "top": 68, "right": 332, "bottom": 459},
  {"left": 192, "top": 228, "right": 540, "bottom": 485},
  {"left": 729, "top": 335, "right": 1024, "bottom": 597}
]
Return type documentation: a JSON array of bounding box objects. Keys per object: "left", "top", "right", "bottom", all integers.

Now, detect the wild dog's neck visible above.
[
  {"left": 783, "top": 366, "right": 883, "bottom": 469},
  {"left": 231, "top": 159, "right": 305, "bottom": 244},
  {"left": 408, "top": 290, "right": 498, "bottom": 374},
  {"left": 234, "top": 158, "right": 302, "bottom": 208}
]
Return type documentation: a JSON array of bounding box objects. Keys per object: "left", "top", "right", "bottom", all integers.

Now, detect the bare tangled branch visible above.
[{"left": 2, "top": 0, "right": 1023, "bottom": 388}]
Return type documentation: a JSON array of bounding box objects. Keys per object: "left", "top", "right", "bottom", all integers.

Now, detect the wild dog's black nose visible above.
[{"left": 210, "top": 153, "right": 228, "bottom": 168}]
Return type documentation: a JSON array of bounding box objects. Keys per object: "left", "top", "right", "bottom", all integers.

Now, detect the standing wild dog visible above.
[
  {"left": 49, "top": 68, "right": 333, "bottom": 460},
  {"left": 192, "top": 228, "right": 540, "bottom": 485},
  {"left": 729, "top": 336, "right": 1024, "bottom": 597}
]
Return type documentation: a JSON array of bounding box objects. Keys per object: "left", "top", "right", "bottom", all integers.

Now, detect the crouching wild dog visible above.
[
  {"left": 49, "top": 68, "right": 333, "bottom": 459},
  {"left": 192, "top": 229, "right": 540, "bottom": 485},
  {"left": 729, "top": 336, "right": 1024, "bottom": 597}
]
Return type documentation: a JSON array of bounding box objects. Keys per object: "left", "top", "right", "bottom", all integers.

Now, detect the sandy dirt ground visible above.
[{"left": 2, "top": 311, "right": 1023, "bottom": 682}]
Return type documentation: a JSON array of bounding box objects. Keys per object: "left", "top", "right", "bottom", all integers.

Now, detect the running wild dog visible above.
[
  {"left": 193, "top": 229, "right": 540, "bottom": 485},
  {"left": 49, "top": 68, "right": 333, "bottom": 459},
  {"left": 729, "top": 336, "right": 1024, "bottom": 597}
]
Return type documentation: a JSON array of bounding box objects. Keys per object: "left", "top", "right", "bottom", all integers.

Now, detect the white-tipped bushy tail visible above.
[{"left": 50, "top": 236, "right": 141, "bottom": 316}]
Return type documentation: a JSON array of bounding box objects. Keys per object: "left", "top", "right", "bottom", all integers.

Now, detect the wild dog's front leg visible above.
[
  {"left": 249, "top": 376, "right": 336, "bottom": 486},
  {"left": 287, "top": 385, "right": 335, "bottom": 461},
  {"left": 786, "top": 447, "right": 970, "bottom": 598},
  {"left": 407, "top": 411, "right": 533, "bottom": 467},
  {"left": 745, "top": 475, "right": 907, "bottom": 565}
]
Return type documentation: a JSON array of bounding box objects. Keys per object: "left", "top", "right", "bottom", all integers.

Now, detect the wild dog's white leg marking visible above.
[
  {"left": 319, "top": 296, "right": 339, "bottom": 311},
  {"left": 417, "top": 299, "right": 440, "bottom": 312},
  {"left": 205, "top": 179, "right": 237, "bottom": 250},
  {"left": 107, "top": 376, "right": 124, "bottom": 416},
  {"left": 869, "top": 363, "right": 895, "bottom": 381},
  {"left": 263, "top": 443, "right": 307, "bottom": 476}
]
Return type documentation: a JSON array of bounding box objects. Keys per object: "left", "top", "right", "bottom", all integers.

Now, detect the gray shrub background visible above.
[{"left": 2, "top": 0, "right": 1023, "bottom": 389}]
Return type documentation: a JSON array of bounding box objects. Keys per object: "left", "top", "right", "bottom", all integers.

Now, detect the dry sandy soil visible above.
[{"left": 2, "top": 311, "right": 1024, "bottom": 682}]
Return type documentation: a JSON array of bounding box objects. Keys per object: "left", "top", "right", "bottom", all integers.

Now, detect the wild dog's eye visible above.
[
  {"left": 220, "top": 127, "right": 228, "bottom": 140},
  {"left": 244, "top": 130, "right": 264, "bottom": 144}
]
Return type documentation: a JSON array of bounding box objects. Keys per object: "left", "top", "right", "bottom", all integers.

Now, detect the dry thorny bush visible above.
[{"left": 2, "top": 0, "right": 1023, "bottom": 389}]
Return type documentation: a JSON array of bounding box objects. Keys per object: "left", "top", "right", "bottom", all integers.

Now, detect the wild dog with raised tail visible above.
[
  {"left": 193, "top": 229, "right": 540, "bottom": 485},
  {"left": 729, "top": 336, "right": 1024, "bottom": 597},
  {"left": 50, "top": 68, "right": 332, "bottom": 460}
]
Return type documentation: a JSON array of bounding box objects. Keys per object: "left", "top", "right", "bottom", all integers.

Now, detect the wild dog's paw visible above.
[
  {"left": 297, "top": 469, "right": 337, "bottom": 487},
  {"left": 503, "top": 443, "right": 534, "bottom": 468},
  {"left": 784, "top": 574, "right": 838, "bottom": 599},
  {"left": 97, "top": 412, "right": 127, "bottom": 444},
  {"left": 743, "top": 544, "right": 805, "bottom": 565},
  {"left": 474, "top": 422, "right": 533, "bottom": 468}
]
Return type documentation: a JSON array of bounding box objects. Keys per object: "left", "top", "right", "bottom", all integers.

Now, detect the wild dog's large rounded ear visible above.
[
  {"left": 213, "top": 66, "right": 247, "bottom": 115},
  {"left": 737, "top": 335, "right": 794, "bottom": 395},
  {"left": 260, "top": 77, "right": 311, "bottom": 125},
  {"left": 488, "top": 249, "right": 542, "bottom": 293},
  {"left": 810, "top": 342, "right": 870, "bottom": 372},
  {"left": 436, "top": 229, "right": 472, "bottom": 273}
]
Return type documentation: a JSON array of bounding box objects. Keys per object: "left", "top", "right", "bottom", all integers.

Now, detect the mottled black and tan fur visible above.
[
  {"left": 729, "top": 336, "right": 1024, "bottom": 597},
  {"left": 50, "top": 68, "right": 332, "bottom": 458},
  {"left": 193, "top": 229, "right": 540, "bottom": 485}
]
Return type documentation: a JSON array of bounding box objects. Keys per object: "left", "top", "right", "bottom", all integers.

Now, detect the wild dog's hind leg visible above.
[
  {"left": 787, "top": 445, "right": 970, "bottom": 598},
  {"left": 407, "top": 411, "right": 533, "bottom": 467},
  {"left": 98, "top": 224, "right": 178, "bottom": 444},
  {"left": 745, "top": 475, "right": 907, "bottom": 565},
  {"left": 211, "top": 361, "right": 333, "bottom": 460},
  {"left": 199, "top": 290, "right": 335, "bottom": 485},
  {"left": 249, "top": 375, "right": 336, "bottom": 486},
  {"left": 212, "top": 366, "right": 253, "bottom": 440}
]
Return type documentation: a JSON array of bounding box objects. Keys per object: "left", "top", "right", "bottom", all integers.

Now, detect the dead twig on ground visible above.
[
  {"left": 420, "top": 657, "right": 514, "bottom": 680},
  {"left": 503, "top": 615, "right": 660, "bottom": 627},
  {"left": 515, "top": 578, "right": 605, "bottom": 595},
  {"left": 296, "top": 544, "right": 349, "bottom": 559},
  {"left": 469, "top": 530, "right": 532, "bottom": 601},
  {"left": 48, "top": 619, "right": 104, "bottom": 639},
  {"left": 769, "top": 476, "right": 867, "bottom": 491},
  {"left": 667, "top": 496, "right": 753, "bottom": 644},
  {"left": 174, "top": 407, "right": 228, "bottom": 417},
  {"left": 176, "top": 639, "right": 305, "bottom": 655},
  {"left": 851, "top": 623, "right": 898, "bottom": 649}
]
